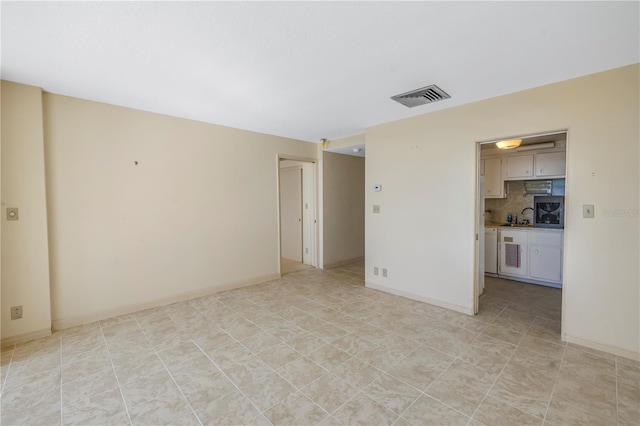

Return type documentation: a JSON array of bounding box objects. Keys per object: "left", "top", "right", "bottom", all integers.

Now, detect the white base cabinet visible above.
[
  {"left": 529, "top": 230, "right": 563, "bottom": 283},
  {"left": 498, "top": 228, "right": 563, "bottom": 288}
]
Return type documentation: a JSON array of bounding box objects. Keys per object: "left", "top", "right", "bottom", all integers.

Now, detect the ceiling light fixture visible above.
[
  {"left": 495, "top": 139, "right": 522, "bottom": 149},
  {"left": 516, "top": 142, "right": 556, "bottom": 152}
]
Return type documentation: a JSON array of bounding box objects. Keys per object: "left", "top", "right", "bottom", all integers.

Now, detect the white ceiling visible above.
[{"left": 2, "top": 2, "right": 638, "bottom": 143}]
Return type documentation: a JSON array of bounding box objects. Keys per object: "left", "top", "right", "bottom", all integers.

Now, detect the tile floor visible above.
[{"left": 1, "top": 263, "right": 638, "bottom": 425}]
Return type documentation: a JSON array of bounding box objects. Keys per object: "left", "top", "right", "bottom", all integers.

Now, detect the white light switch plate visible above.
[{"left": 583, "top": 204, "right": 595, "bottom": 218}]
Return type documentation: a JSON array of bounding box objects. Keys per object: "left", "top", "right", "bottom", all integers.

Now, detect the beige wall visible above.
[
  {"left": 38, "top": 92, "right": 316, "bottom": 330},
  {"left": 365, "top": 64, "right": 639, "bottom": 357},
  {"left": 1, "top": 81, "right": 52, "bottom": 342},
  {"left": 323, "top": 151, "right": 365, "bottom": 267},
  {"left": 325, "top": 133, "right": 365, "bottom": 150}
]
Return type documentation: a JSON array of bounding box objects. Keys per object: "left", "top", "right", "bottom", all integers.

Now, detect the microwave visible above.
[{"left": 533, "top": 196, "right": 564, "bottom": 229}]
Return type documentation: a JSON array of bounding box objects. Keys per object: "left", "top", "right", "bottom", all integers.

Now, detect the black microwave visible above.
[{"left": 533, "top": 196, "right": 564, "bottom": 229}]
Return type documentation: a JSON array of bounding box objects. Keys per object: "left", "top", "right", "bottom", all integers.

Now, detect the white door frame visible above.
[
  {"left": 277, "top": 155, "right": 319, "bottom": 274},
  {"left": 474, "top": 130, "right": 568, "bottom": 334}
]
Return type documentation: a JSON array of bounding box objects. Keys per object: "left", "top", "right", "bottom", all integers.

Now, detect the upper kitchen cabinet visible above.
[
  {"left": 503, "top": 152, "right": 566, "bottom": 180},
  {"left": 535, "top": 152, "right": 566, "bottom": 178},
  {"left": 505, "top": 154, "right": 534, "bottom": 179},
  {"left": 483, "top": 157, "right": 504, "bottom": 198}
]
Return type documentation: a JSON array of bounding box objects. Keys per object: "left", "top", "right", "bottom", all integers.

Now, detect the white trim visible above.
[
  {"left": 50, "top": 273, "right": 280, "bottom": 332},
  {"left": 323, "top": 256, "right": 365, "bottom": 270},
  {"left": 1, "top": 328, "right": 52, "bottom": 348},
  {"left": 565, "top": 333, "right": 640, "bottom": 362},
  {"left": 365, "top": 281, "right": 474, "bottom": 316}
]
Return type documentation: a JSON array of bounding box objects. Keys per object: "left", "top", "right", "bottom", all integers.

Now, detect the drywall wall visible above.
[
  {"left": 323, "top": 151, "right": 365, "bottom": 268},
  {"left": 41, "top": 92, "right": 317, "bottom": 328},
  {"left": 365, "top": 64, "right": 639, "bottom": 357},
  {"left": 1, "top": 81, "right": 52, "bottom": 342}
]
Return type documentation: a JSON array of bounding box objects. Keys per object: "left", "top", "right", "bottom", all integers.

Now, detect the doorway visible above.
[
  {"left": 278, "top": 158, "right": 317, "bottom": 275},
  {"left": 475, "top": 131, "right": 568, "bottom": 339}
]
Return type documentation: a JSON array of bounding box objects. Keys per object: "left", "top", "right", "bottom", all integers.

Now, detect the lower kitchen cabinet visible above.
[
  {"left": 529, "top": 230, "right": 563, "bottom": 284},
  {"left": 498, "top": 228, "right": 563, "bottom": 288},
  {"left": 530, "top": 245, "right": 562, "bottom": 282}
]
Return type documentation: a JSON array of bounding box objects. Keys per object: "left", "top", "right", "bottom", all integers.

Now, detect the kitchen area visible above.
[{"left": 481, "top": 133, "right": 566, "bottom": 289}]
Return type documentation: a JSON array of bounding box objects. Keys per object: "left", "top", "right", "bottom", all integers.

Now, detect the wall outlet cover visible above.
[
  {"left": 373, "top": 205, "right": 381, "bottom": 214},
  {"left": 583, "top": 204, "right": 595, "bottom": 218},
  {"left": 7, "top": 207, "right": 19, "bottom": 221},
  {"left": 11, "top": 305, "right": 23, "bottom": 320}
]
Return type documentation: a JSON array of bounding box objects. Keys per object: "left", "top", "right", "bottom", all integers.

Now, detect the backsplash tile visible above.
[{"left": 485, "top": 181, "right": 535, "bottom": 224}]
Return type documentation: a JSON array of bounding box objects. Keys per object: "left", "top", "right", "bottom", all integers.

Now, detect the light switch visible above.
[
  {"left": 7, "top": 208, "right": 18, "bottom": 221},
  {"left": 583, "top": 204, "right": 595, "bottom": 218}
]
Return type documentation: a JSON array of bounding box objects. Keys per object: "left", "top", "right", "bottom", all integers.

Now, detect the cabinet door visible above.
[
  {"left": 530, "top": 245, "right": 562, "bottom": 282},
  {"left": 505, "top": 154, "right": 534, "bottom": 179},
  {"left": 483, "top": 157, "right": 503, "bottom": 198},
  {"left": 535, "top": 152, "right": 566, "bottom": 177},
  {"left": 499, "top": 242, "right": 528, "bottom": 276}
]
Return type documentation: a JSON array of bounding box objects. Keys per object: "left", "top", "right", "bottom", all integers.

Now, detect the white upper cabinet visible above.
[
  {"left": 483, "top": 157, "right": 504, "bottom": 198},
  {"left": 535, "top": 152, "right": 566, "bottom": 177},
  {"left": 502, "top": 151, "right": 566, "bottom": 180},
  {"left": 505, "top": 154, "right": 534, "bottom": 179}
]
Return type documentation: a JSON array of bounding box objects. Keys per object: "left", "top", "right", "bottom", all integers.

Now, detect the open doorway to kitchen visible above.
[
  {"left": 278, "top": 157, "right": 318, "bottom": 275},
  {"left": 475, "top": 131, "right": 568, "bottom": 343}
]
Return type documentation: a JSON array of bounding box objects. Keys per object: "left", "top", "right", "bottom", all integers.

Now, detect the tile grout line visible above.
[
  {"left": 190, "top": 338, "right": 273, "bottom": 425},
  {"left": 1, "top": 345, "right": 16, "bottom": 396},
  {"left": 98, "top": 321, "right": 133, "bottom": 426},
  {"left": 184, "top": 298, "right": 283, "bottom": 424},
  {"left": 540, "top": 341, "right": 569, "bottom": 425},
  {"left": 133, "top": 316, "right": 204, "bottom": 426},
  {"left": 465, "top": 304, "right": 539, "bottom": 424},
  {"left": 195, "top": 296, "right": 336, "bottom": 424}
]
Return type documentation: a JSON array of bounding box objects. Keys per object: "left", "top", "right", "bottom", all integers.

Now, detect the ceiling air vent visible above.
[{"left": 391, "top": 84, "right": 450, "bottom": 108}]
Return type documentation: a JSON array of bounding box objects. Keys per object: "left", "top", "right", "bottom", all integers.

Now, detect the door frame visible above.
[
  {"left": 276, "top": 155, "right": 319, "bottom": 274},
  {"left": 474, "top": 130, "right": 569, "bottom": 331}
]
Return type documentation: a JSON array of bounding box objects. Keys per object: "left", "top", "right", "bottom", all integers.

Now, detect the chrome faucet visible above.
[{"left": 521, "top": 207, "right": 535, "bottom": 224}]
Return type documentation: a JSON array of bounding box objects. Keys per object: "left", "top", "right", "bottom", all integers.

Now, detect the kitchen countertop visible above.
[{"left": 485, "top": 222, "right": 564, "bottom": 231}]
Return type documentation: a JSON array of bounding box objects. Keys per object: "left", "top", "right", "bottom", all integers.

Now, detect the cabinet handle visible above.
[
  {"left": 535, "top": 249, "right": 539, "bottom": 254},
  {"left": 540, "top": 169, "right": 544, "bottom": 173}
]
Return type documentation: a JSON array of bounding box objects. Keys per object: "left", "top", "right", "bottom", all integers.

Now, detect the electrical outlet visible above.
[
  {"left": 11, "top": 305, "right": 23, "bottom": 320},
  {"left": 382, "top": 268, "right": 388, "bottom": 278},
  {"left": 373, "top": 267, "right": 379, "bottom": 276},
  {"left": 373, "top": 205, "right": 381, "bottom": 214},
  {"left": 583, "top": 204, "right": 595, "bottom": 218},
  {"left": 7, "top": 208, "right": 19, "bottom": 221}
]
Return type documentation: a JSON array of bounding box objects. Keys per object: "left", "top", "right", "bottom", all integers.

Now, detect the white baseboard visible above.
[
  {"left": 365, "top": 281, "right": 474, "bottom": 316},
  {"left": 323, "top": 256, "right": 364, "bottom": 270},
  {"left": 1, "top": 328, "right": 52, "bottom": 348},
  {"left": 51, "top": 273, "right": 281, "bottom": 332},
  {"left": 564, "top": 333, "right": 640, "bottom": 361}
]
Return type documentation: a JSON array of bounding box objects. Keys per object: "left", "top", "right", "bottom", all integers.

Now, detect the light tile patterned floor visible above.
[{"left": 1, "top": 263, "right": 638, "bottom": 425}]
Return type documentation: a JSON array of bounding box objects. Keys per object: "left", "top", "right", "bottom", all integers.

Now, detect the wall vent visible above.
[{"left": 391, "top": 84, "right": 450, "bottom": 108}]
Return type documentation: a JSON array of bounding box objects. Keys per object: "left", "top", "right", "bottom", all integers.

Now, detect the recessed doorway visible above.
[
  {"left": 278, "top": 158, "right": 317, "bottom": 275},
  {"left": 475, "top": 131, "right": 568, "bottom": 341}
]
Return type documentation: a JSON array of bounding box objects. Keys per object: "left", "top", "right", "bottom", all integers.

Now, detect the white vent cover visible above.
[{"left": 391, "top": 84, "right": 450, "bottom": 108}]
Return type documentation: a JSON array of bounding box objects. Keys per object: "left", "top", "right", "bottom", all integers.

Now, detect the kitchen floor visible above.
[{"left": 1, "top": 264, "right": 638, "bottom": 426}]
